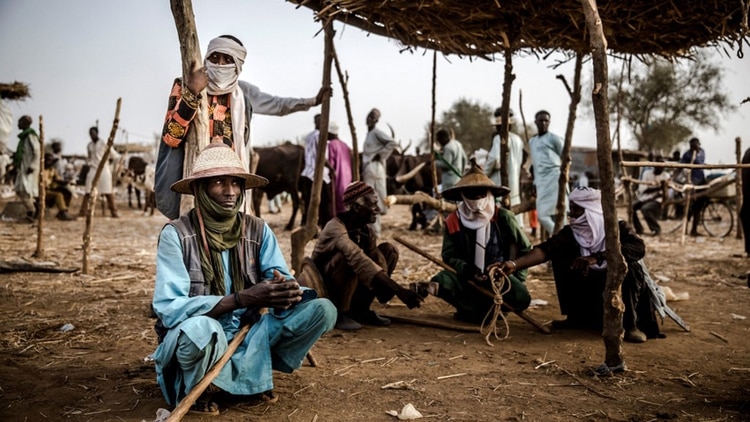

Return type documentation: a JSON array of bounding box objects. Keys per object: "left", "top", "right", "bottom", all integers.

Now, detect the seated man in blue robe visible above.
[{"left": 152, "top": 143, "right": 336, "bottom": 415}]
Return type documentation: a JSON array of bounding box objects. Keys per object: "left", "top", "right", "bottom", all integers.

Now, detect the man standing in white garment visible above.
[
  {"left": 434, "top": 128, "right": 468, "bottom": 191},
  {"left": 362, "top": 108, "right": 397, "bottom": 235},
  {"left": 300, "top": 114, "right": 333, "bottom": 227},
  {"left": 13, "top": 115, "right": 40, "bottom": 221},
  {"left": 484, "top": 107, "right": 525, "bottom": 227},
  {"left": 528, "top": 110, "right": 566, "bottom": 236},
  {"left": 78, "top": 126, "right": 120, "bottom": 218}
]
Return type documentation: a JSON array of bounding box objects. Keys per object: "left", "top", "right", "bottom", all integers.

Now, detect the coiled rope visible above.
[{"left": 480, "top": 267, "right": 512, "bottom": 345}]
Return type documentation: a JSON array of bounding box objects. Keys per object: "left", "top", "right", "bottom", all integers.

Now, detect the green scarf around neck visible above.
[
  {"left": 190, "top": 184, "right": 245, "bottom": 296},
  {"left": 14, "top": 127, "right": 37, "bottom": 168}
]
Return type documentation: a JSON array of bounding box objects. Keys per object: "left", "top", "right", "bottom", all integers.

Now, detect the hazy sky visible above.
[{"left": 1, "top": 0, "right": 748, "bottom": 165}]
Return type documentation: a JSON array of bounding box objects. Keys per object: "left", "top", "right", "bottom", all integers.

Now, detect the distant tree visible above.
[
  {"left": 421, "top": 98, "right": 494, "bottom": 156},
  {"left": 610, "top": 53, "right": 732, "bottom": 155}
]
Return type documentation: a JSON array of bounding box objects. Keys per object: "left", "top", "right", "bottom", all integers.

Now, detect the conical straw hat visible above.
[{"left": 441, "top": 159, "right": 510, "bottom": 202}]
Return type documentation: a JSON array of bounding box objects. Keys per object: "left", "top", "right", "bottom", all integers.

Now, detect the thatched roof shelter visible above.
[
  {"left": 290, "top": 0, "right": 749, "bottom": 57},
  {"left": 0, "top": 82, "right": 30, "bottom": 100}
]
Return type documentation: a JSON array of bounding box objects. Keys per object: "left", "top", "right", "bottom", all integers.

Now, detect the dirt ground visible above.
[{"left": 1, "top": 193, "right": 749, "bottom": 422}]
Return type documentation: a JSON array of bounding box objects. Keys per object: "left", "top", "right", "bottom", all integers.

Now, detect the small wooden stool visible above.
[{"left": 297, "top": 257, "right": 328, "bottom": 299}]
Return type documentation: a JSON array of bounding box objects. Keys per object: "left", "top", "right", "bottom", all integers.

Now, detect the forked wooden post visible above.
[
  {"left": 429, "top": 50, "right": 440, "bottom": 199},
  {"left": 291, "top": 19, "right": 334, "bottom": 273},
  {"left": 331, "top": 43, "right": 359, "bottom": 181},
  {"left": 32, "top": 115, "right": 45, "bottom": 259},
  {"left": 736, "top": 137, "right": 743, "bottom": 240},
  {"left": 170, "top": 0, "right": 208, "bottom": 216},
  {"left": 82, "top": 99, "right": 121, "bottom": 274},
  {"left": 581, "top": 0, "right": 628, "bottom": 371},
  {"left": 554, "top": 54, "right": 582, "bottom": 234},
  {"left": 499, "top": 45, "right": 515, "bottom": 208}
]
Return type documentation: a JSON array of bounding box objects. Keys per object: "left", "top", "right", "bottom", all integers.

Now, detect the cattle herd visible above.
[{"left": 250, "top": 142, "right": 441, "bottom": 231}]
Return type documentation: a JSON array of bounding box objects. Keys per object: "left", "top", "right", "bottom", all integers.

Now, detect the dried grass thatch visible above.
[
  {"left": 0, "top": 81, "right": 31, "bottom": 100},
  {"left": 289, "top": 0, "right": 749, "bottom": 58}
]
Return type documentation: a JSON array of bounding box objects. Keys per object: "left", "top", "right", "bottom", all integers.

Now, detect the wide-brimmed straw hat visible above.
[
  {"left": 171, "top": 142, "right": 268, "bottom": 195},
  {"left": 441, "top": 159, "right": 510, "bottom": 202}
]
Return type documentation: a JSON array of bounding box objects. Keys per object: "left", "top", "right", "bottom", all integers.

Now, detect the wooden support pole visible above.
[
  {"left": 679, "top": 189, "right": 691, "bottom": 245},
  {"left": 621, "top": 161, "right": 750, "bottom": 170},
  {"left": 385, "top": 192, "right": 456, "bottom": 213},
  {"left": 614, "top": 59, "right": 631, "bottom": 225},
  {"left": 429, "top": 50, "right": 440, "bottom": 199},
  {"left": 518, "top": 90, "right": 530, "bottom": 144},
  {"left": 33, "top": 115, "right": 45, "bottom": 259},
  {"left": 291, "top": 19, "right": 334, "bottom": 273},
  {"left": 581, "top": 0, "right": 627, "bottom": 371},
  {"left": 170, "top": 0, "right": 208, "bottom": 216},
  {"left": 82, "top": 98, "right": 121, "bottom": 275},
  {"left": 331, "top": 43, "right": 359, "bottom": 181},
  {"left": 736, "top": 137, "right": 743, "bottom": 239},
  {"left": 499, "top": 47, "right": 515, "bottom": 208},
  {"left": 553, "top": 54, "right": 582, "bottom": 234},
  {"left": 385, "top": 191, "right": 535, "bottom": 215}
]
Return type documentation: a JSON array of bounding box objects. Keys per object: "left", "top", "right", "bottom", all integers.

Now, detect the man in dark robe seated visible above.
[{"left": 492, "top": 187, "right": 662, "bottom": 343}]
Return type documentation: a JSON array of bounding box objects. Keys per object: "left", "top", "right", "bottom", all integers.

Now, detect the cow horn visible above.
[
  {"left": 395, "top": 162, "right": 427, "bottom": 184},
  {"left": 402, "top": 140, "right": 412, "bottom": 154}
]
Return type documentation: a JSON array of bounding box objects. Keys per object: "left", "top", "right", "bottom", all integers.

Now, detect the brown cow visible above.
[
  {"left": 252, "top": 143, "right": 304, "bottom": 231},
  {"left": 392, "top": 153, "right": 441, "bottom": 230}
]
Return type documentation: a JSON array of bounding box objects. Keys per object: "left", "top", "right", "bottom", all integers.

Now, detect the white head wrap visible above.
[
  {"left": 204, "top": 37, "right": 246, "bottom": 95},
  {"left": 457, "top": 191, "right": 495, "bottom": 271},
  {"left": 568, "top": 187, "right": 607, "bottom": 269},
  {"left": 203, "top": 36, "right": 249, "bottom": 179}
]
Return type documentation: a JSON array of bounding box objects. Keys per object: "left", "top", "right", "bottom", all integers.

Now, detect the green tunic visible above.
[{"left": 431, "top": 207, "right": 532, "bottom": 322}]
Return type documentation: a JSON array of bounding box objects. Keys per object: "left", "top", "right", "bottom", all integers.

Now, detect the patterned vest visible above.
[{"left": 154, "top": 212, "right": 265, "bottom": 342}]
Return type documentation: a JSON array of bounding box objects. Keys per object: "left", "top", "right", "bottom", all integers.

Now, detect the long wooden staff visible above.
[
  {"left": 82, "top": 98, "right": 121, "bottom": 275},
  {"left": 33, "top": 115, "right": 46, "bottom": 259},
  {"left": 393, "top": 235, "right": 550, "bottom": 334},
  {"left": 166, "top": 324, "right": 251, "bottom": 422}
]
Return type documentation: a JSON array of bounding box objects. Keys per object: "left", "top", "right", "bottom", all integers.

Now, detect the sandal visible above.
[
  {"left": 188, "top": 396, "right": 220, "bottom": 416},
  {"left": 186, "top": 383, "right": 223, "bottom": 415},
  {"left": 233, "top": 390, "right": 279, "bottom": 410}
]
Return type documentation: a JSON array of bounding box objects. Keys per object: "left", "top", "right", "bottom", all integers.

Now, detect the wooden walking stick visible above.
[
  {"left": 82, "top": 98, "right": 121, "bottom": 275},
  {"left": 393, "top": 235, "right": 551, "bottom": 334},
  {"left": 33, "top": 115, "right": 46, "bottom": 259},
  {"left": 166, "top": 324, "right": 251, "bottom": 422}
]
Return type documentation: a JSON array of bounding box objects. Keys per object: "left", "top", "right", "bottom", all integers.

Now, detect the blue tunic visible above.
[
  {"left": 152, "top": 222, "right": 336, "bottom": 406},
  {"left": 529, "top": 132, "right": 566, "bottom": 216}
]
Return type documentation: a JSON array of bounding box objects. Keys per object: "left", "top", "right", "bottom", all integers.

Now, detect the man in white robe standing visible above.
[
  {"left": 362, "top": 108, "right": 397, "bottom": 236},
  {"left": 13, "top": 115, "right": 40, "bottom": 221},
  {"left": 485, "top": 107, "right": 525, "bottom": 227},
  {"left": 79, "top": 126, "right": 120, "bottom": 218},
  {"left": 528, "top": 110, "right": 566, "bottom": 236}
]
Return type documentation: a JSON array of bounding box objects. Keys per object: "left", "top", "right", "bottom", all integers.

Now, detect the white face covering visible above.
[
  {"left": 204, "top": 37, "right": 246, "bottom": 96},
  {"left": 457, "top": 191, "right": 495, "bottom": 271},
  {"left": 568, "top": 188, "right": 607, "bottom": 270},
  {"left": 202, "top": 37, "right": 248, "bottom": 173},
  {"left": 205, "top": 62, "right": 239, "bottom": 95},
  {"left": 569, "top": 213, "right": 589, "bottom": 232},
  {"left": 463, "top": 195, "right": 490, "bottom": 213}
]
